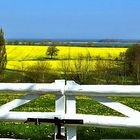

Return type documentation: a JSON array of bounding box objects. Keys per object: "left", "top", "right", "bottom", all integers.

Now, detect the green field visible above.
[
  {"left": 6, "top": 45, "right": 127, "bottom": 71},
  {"left": 0, "top": 93, "right": 140, "bottom": 139}
]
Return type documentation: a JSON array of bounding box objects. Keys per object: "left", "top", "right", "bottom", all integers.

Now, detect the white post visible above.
[
  {"left": 66, "top": 81, "right": 77, "bottom": 140},
  {"left": 54, "top": 80, "right": 66, "bottom": 140},
  {"left": 66, "top": 96, "right": 77, "bottom": 140}
]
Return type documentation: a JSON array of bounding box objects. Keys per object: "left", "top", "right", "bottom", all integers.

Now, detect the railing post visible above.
[
  {"left": 66, "top": 81, "right": 77, "bottom": 140},
  {"left": 54, "top": 80, "right": 66, "bottom": 140}
]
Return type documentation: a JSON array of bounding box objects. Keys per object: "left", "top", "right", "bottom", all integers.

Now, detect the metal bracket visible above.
[{"left": 25, "top": 117, "right": 83, "bottom": 139}]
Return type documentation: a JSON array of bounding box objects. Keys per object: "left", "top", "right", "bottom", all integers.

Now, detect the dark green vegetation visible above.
[
  {"left": 0, "top": 28, "right": 7, "bottom": 79},
  {"left": 125, "top": 44, "right": 140, "bottom": 84},
  {"left": 0, "top": 93, "right": 140, "bottom": 139},
  {"left": 46, "top": 46, "right": 59, "bottom": 59}
]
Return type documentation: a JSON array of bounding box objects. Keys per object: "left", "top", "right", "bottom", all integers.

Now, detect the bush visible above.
[
  {"left": 23, "top": 61, "right": 59, "bottom": 83},
  {"left": 125, "top": 44, "right": 140, "bottom": 84}
]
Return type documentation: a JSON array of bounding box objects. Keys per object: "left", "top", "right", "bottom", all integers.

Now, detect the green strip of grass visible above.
[{"left": 0, "top": 93, "right": 140, "bottom": 140}]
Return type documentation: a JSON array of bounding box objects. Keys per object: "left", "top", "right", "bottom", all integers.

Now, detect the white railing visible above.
[{"left": 0, "top": 80, "right": 140, "bottom": 140}]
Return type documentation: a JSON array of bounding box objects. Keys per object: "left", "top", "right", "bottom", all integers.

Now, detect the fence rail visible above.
[{"left": 0, "top": 80, "right": 140, "bottom": 140}]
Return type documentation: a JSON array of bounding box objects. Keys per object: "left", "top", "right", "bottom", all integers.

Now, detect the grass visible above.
[{"left": 0, "top": 93, "right": 140, "bottom": 139}]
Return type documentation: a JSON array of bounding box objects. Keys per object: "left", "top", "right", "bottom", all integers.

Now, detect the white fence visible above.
[{"left": 0, "top": 80, "right": 140, "bottom": 140}]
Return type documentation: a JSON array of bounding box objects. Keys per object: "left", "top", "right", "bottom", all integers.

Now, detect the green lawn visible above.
[{"left": 0, "top": 93, "right": 140, "bottom": 140}]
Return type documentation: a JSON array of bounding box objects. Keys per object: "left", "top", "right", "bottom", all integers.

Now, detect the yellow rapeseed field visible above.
[
  {"left": 6, "top": 45, "right": 47, "bottom": 61},
  {"left": 6, "top": 45, "right": 127, "bottom": 71},
  {"left": 58, "top": 46, "right": 127, "bottom": 59}
]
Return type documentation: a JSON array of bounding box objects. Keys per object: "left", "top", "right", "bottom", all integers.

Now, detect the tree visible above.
[
  {"left": 125, "top": 44, "right": 140, "bottom": 84},
  {"left": 23, "top": 61, "right": 58, "bottom": 83},
  {"left": 0, "top": 28, "right": 7, "bottom": 78},
  {"left": 60, "top": 52, "right": 94, "bottom": 84},
  {"left": 46, "top": 46, "right": 59, "bottom": 59},
  {"left": 95, "top": 59, "right": 116, "bottom": 84}
]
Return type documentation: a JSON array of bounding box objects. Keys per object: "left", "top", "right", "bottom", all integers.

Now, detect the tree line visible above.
[{"left": 6, "top": 40, "right": 95, "bottom": 47}]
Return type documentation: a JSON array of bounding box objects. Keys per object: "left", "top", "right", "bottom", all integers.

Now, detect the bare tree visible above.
[
  {"left": 24, "top": 61, "right": 52, "bottom": 82},
  {"left": 60, "top": 52, "right": 94, "bottom": 84}
]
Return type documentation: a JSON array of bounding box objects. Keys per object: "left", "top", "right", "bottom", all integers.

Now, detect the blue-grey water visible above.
[{"left": 7, "top": 38, "right": 140, "bottom": 47}]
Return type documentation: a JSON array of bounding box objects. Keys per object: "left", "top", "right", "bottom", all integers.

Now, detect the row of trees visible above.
[{"left": 6, "top": 40, "right": 95, "bottom": 47}]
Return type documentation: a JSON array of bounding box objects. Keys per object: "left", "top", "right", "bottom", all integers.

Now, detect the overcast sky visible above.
[{"left": 0, "top": 0, "right": 140, "bottom": 39}]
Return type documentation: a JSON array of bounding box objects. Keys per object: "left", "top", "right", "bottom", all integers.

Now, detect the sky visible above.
[{"left": 0, "top": 0, "right": 140, "bottom": 40}]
